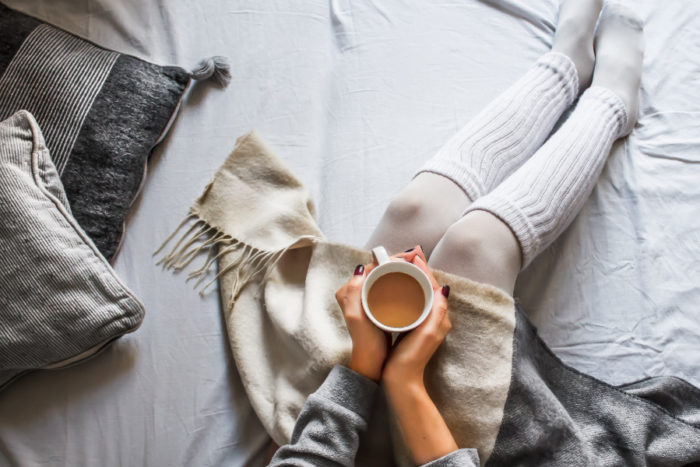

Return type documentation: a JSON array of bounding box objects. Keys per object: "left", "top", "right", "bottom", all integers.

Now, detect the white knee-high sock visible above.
[
  {"left": 465, "top": 86, "right": 628, "bottom": 268},
  {"left": 417, "top": 52, "right": 579, "bottom": 201}
]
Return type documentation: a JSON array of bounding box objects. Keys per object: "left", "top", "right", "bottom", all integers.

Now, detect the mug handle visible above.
[{"left": 371, "top": 246, "right": 390, "bottom": 265}]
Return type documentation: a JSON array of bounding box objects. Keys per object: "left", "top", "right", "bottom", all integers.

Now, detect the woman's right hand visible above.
[
  {"left": 380, "top": 269, "right": 458, "bottom": 466},
  {"left": 382, "top": 277, "right": 451, "bottom": 388}
]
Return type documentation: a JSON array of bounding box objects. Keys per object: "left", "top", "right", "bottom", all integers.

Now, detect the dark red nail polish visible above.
[
  {"left": 418, "top": 244, "right": 425, "bottom": 252},
  {"left": 441, "top": 285, "right": 450, "bottom": 298},
  {"left": 404, "top": 247, "right": 414, "bottom": 253},
  {"left": 354, "top": 264, "right": 364, "bottom": 276}
]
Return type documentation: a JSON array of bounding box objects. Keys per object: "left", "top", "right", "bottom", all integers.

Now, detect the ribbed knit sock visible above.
[
  {"left": 416, "top": 52, "right": 579, "bottom": 201},
  {"left": 465, "top": 86, "right": 628, "bottom": 268}
]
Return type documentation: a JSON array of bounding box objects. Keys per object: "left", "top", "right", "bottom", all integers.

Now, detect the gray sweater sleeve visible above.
[
  {"left": 268, "top": 365, "right": 480, "bottom": 467},
  {"left": 268, "top": 365, "right": 375, "bottom": 466}
]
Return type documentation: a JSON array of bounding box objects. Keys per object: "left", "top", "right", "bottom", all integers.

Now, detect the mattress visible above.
[{"left": 0, "top": 0, "right": 698, "bottom": 465}]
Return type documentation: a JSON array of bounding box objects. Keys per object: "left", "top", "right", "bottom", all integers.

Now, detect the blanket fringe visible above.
[{"left": 155, "top": 213, "right": 302, "bottom": 304}]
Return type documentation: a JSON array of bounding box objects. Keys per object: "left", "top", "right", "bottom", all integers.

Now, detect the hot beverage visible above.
[{"left": 367, "top": 272, "right": 425, "bottom": 328}]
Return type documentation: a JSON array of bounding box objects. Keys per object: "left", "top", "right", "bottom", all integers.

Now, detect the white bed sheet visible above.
[{"left": 0, "top": 1, "right": 698, "bottom": 465}]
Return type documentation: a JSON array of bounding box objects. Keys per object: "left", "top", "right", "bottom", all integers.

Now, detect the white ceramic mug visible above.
[{"left": 361, "top": 246, "right": 434, "bottom": 333}]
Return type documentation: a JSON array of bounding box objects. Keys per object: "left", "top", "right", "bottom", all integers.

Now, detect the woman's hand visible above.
[
  {"left": 383, "top": 245, "right": 451, "bottom": 387},
  {"left": 336, "top": 264, "right": 389, "bottom": 381},
  {"left": 394, "top": 245, "right": 440, "bottom": 289},
  {"left": 381, "top": 247, "right": 458, "bottom": 465},
  {"left": 382, "top": 280, "right": 451, "bottom": 387}
]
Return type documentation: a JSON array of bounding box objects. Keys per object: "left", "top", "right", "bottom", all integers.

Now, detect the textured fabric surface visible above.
[
  {"left": 486, "top": 307, "right": 700, "bottom": 466},
  {"left": 422, "top": 450, "right": 480, "bottom": 467},
  {"left": 466, "top": 86, "right": 628, "bottom": 267},
  {"left": 417, "top": 52, "right": 578, "bottom": 201},
  {"left": 0, "top": 1, "right": 38, "bottom": 71},
  {"left": 618, "top": 376, "right": 700, "bottom": 427},
  {"left": 0, "top": 110, "right": 144, "bottom": 389},
  {"left": 0, "top": 2, "right": 191, "bottom": 261},
  {"left": 270, "top": 365, "right": 480, "bottom": 466},
  {"left": 0, "top": 24, "right": 118, "bottom": 172},
  {"left": 0, "top": 2, "right": 698, "bottom": 467},
  {"left": 160, "top": 132, "right": 700, "bottom": 465},
  {"left": 60, "top": 54, "right": 192, "bottom": 261}
]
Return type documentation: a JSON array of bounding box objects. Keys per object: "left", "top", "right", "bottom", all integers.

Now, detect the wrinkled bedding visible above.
[{"left": 0, "top": 1, "right": 698, "bottom": 466}]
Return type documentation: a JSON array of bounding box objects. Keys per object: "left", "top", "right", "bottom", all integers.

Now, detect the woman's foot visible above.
[
  {"left": 592, "top": 1, "right": 645, "bottom": 135},
  {"left": 551, "top": 0, "right": 604, "bottom": 90}
]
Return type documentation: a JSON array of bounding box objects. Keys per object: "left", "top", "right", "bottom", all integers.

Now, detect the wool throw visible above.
[
  {"left": 160, "top": 132, "right": 700, "bottom": 466},
  {"left": 0, "top": 111, "right": 145, "bottom": 390}
]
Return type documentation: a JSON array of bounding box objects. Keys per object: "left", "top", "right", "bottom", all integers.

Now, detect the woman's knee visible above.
[
  {"left": 384, "top": 186, "right": 430, "bottom": 224},
  {"left": 435, "top": 221, "right": 487, "bottom": 262},
  {"left": 368, "top": 186, "right": 446, "bottom": 256},
  {"left": 366, "top": 173, "right": 470, "bottom": 255},
  {"left": 391, "top": 174, "right": 469, "bottom": 224},
  {"left": 429, "top": 210, "right": 522, "bottom": 292}
]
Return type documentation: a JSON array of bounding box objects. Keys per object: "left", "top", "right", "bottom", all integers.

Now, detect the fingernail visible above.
[
  {"left": 354, "top": 264, "right": 364, "bottom": 276},
  {"left": 404, "top": 247, "right": 414, "bottom": 253},
  {"left": 441, "top": 285, "right": 450, "bottom": 298},
  {"left": 418, "top": 244, "right": 424, "bottom": 252}
]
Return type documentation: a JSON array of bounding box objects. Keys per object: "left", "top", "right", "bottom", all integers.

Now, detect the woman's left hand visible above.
[{"left": 336, "top": 263, "right": 389, "bottom": 381}]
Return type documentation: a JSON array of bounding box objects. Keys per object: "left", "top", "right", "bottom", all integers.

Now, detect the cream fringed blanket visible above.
[{"left": 159, "top": 132, "right": 700, "bottom": 466}]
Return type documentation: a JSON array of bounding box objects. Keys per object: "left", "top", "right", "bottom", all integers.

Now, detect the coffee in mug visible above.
[
  {"left": 367, "top": 272, "right": 425, "bottom": 328},
  {"left": 361, "top": 246, "right": 434, "bottom": 332}
]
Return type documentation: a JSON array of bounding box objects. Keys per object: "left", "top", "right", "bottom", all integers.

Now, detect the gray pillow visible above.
[
  {"left": 0, "top": 110, "right": 145, "bottom": 390},
  {"left": 0, "top": 2, "right": 228, "bottom": 261}
]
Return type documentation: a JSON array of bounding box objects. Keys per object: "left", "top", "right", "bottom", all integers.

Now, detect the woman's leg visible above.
[
  {"left": 429, "top": 3, "right": 644, "bottom": 293},
  {"left": 364, "top": 172, "right": 471, "bottom": 257},
  {"left": 430, "top": 210, "right": 523, "bottom": 293},
  {"left": 365, "top": 0, "right": 602, "bottom": 256}
]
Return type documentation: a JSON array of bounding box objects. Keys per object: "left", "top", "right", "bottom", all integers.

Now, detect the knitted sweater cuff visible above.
[{"left": 314, "top": 365, "right": 378, "bottom": 422}]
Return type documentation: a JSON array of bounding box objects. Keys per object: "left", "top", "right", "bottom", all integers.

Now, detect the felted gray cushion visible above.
[
  {"left": 0, "top": 2, "right": 226, "bottom": 261},
  {"left": 0, "top": 110, "right": 145, "bottom": 390}
]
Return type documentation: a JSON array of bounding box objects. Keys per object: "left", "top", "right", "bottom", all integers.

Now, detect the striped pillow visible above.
[
  {"left": 0, "top": 110, "right": 145, "bottom": 390},
  {"left": 0, "top": 3, "right": 210, "bottom": 261}
]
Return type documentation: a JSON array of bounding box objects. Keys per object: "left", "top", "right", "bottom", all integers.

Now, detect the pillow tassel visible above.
[{"left": 190, "top": 56, "right": 231, "bottom": 87}]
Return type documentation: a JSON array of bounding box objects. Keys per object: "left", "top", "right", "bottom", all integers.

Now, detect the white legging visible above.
[{"left": 367, "top": 52, "right": 627, "bottom": 276}]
